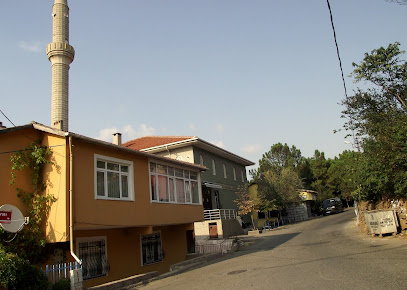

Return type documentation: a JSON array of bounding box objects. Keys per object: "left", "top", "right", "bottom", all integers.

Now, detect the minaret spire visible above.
[{"left": 46, "top": 0, "right": 75, "bottom": 131}]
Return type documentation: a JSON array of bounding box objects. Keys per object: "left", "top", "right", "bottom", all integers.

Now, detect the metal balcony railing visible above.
[{"left": 203, "top": 209, "right": 236, "bottom": 221}]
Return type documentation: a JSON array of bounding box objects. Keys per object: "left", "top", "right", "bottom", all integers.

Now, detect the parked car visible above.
[{"left": 321, "top": 198, "right": 344, "bottom": 215}]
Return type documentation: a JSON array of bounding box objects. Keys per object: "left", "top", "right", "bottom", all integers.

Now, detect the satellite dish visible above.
[{"left": 0, "top": 204, "right": 26, "bottom": 233}]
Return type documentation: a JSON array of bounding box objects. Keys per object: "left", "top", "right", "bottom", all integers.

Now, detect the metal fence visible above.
[
  {"left": 43, "top": 261, "right": 82, "bottom": 286},
  {"left": 195, "top": 238, "right": 234, "bottom": 254},
  {"left": 204, "top": 209, "right": 236, "bottom": 221}
]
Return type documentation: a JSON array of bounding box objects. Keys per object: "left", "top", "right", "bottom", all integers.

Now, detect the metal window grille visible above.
[
  {"left": 142, "top": 233, "right": 164, "bottom": 265},
  {"left": 79, "top": 239, "right": 109, "bottom": 280}
]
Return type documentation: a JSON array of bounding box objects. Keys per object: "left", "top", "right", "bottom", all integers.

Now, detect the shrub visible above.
[
  {"left": 0, "top": 248, "right": 49, "bottom": 290},
  {"left": 51, "top": 278, "right": 71, "bottom": 290}
]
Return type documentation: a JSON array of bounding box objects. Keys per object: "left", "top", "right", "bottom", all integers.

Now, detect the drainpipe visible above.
[{"left": 67, "top": 134, "right": 82, "bottom": 265}]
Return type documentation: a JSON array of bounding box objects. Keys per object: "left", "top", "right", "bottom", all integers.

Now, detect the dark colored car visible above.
[{"left": 321, "top": 198, "right": 344, "bottom": 215}]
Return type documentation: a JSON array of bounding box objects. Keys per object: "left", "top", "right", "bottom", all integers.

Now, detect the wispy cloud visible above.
[
  {"left": 241, "top": 144, "right": 262, "bottom": 154},
  {"left": 189, "top": 123, "right": 196, "bottom": 131},
  {"left": 96, "top": 127, "right": 119, "bottom": 142},
  {"left": 96, "top": 124, "right": 156, "bottom": 142},
  {"left": 216, "top": 123, "right": 223, "bottom": 133},
  {"left": 18, "top": 41, "right": 43, "bottom": 53},
  {"left": 123, "top": 124, "right": 156, "bottom": 140}
]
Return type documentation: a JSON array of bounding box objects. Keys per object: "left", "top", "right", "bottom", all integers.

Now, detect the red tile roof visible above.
[{"left": 122, "top": 136, "right": 196, "bottom": 150}]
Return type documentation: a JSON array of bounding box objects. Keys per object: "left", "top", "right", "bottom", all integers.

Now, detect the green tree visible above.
[
  {"left": 234, "top": 184, "right": 259, "bottom": 229},
  {"left": 327, "top": 150, "right": 360, "bottom": 204},
  {"left": 307, "top": 150, "right": 333, "bottom": 202},
  {"left": 257, "top": 168, "right": 303, "bottom": 210},
  {"left": 340, "top": 42, "right": 407, "bottom": 201},
  {"left": 250, "top": 143, "right": 303, "bottom": 180}
]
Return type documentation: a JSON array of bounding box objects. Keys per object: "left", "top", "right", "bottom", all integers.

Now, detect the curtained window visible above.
[{"left": 150, "top": 161, "right": 201, "bottom": 204}]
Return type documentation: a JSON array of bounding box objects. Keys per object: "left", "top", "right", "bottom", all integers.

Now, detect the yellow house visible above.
[
  {"left": 0, "top": 122, "right": 205, "bottom": 288},
  {"left": 247, "top": 184, "right": 318, "bottom": 229}
]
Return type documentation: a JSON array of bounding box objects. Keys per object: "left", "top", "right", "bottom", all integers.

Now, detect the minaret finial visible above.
[{"left": 46, "top": 0, "right": 75, "bottom": 131}]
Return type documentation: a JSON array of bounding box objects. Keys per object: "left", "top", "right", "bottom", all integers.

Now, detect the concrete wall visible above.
[
  {"left": 194, "top": 220, "right": 223, "bottom": 241},
  {"left": 286, "top": 204, "right": 309, "bottom": 223},
  {"left": 71, "top": 224, "right": 193, "bottom": 288},
  {"left": 194, "top": 219, "right": 243, "bottom": 241},
  {"left": 0, "top": 129, "right": 69, "bottom": 243}
]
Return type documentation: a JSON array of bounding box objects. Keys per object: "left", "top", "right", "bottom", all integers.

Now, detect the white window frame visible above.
[
  {"left": 140, "top": 231, "right": 164, "bottom": 266},
  {"left": 94, "top": 154, "right": 134, "bottom": 201},
  {"left": 241, "top": 169, "right": 245, "bottom": 182},
  {"left": 76, "top": 236, "right": 109, "bottom": 280},
  {"left": 149, "top": 160, "right": 202, "bottom": 205},
  {"left": 212, "top": 159, "right": 216, "bottom": 175},
  {"left": 223, "top": 163, "right": 227, "bottom": 179},
  {"left": 233, "top": 167, "right": 236, "bottom": 181}
]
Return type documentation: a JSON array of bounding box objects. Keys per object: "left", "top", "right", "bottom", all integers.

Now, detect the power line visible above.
[
  {"left": 0, "top": 109, "right": 16, "bottom": 127},
  {"left": 326, "top": 0, "right": 348, "bottom": 98},
  {"left": 0, "top": 108, "right": 38, "bottom": 143}
]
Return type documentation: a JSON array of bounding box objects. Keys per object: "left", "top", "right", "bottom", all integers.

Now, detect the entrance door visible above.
[
  {"left": 186, "top": 230, "right": 195, "bottom": 253},
  {"left": 203, "top": 188, "right": 212, "bottom": 210},
  {"left": 209, "top": 222, "right": 218, "bottom": 239}
]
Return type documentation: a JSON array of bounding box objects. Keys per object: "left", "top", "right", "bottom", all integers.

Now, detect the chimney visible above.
[
  {"left": 113, "top": 133, "right": 122, "bottom": 146},
  {"left": 0, "top": 122, "right": 6, "bottom": 130}
]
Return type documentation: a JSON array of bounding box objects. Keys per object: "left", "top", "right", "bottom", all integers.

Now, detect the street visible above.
[{"left": 134, "top": 209, "right": 407, "bottom": 289}]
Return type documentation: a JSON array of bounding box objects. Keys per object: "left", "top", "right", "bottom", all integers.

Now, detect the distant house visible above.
[
  {"left": 123, "top": 136, "right": 255, "bottom": 240},
  {"left": 0, "top": 122, "right": 205, "bottom": 288},
  {"left": 248, "top": 184, "right": 318, "bottom": 229}
]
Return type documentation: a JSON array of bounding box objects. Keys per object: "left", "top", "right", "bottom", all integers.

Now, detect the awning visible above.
[{"left": 203, "top": 182, "right": 223, "bottom": 189}]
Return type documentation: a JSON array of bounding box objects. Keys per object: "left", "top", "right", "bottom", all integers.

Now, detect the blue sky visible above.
[{"left": 1, "top": 0, "right": 406, "bottom": 173}]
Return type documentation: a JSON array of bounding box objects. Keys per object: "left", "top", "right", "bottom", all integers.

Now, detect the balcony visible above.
[{"left": 203, "top": 209, "right": 236, "bottom": 221}]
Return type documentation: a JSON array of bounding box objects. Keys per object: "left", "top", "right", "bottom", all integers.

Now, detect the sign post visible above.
[{"left": 70, "top": 268, "right": 83, "bottom": 290}]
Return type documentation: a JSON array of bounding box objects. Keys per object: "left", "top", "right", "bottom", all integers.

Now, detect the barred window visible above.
[
  {"left": 77, "top": 237, "right": 109, "bottom": 280},
  {"left": 141, "top": 232, "right": 163, "bottom": 266},
  {"left": 95, "top": 154, "right": 134, "bottom": 200},
  {"left": 150, "top": 162, "right": 201, "bottom": 204}
]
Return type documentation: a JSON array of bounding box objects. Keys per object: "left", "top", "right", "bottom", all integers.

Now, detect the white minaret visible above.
[{"left": 46, "top": 0, "right": 75, "bottom": 132}]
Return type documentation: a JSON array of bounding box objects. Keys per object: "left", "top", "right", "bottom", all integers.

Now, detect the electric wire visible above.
[
  {"left": 0, "top": 109, "right": 16, "bottom": 127},
  {"left": 326, "top": 0, "right": 348, "bottom": 98},
  {"left": 0, "top": 108, "right": 38, "bottom": 142}
]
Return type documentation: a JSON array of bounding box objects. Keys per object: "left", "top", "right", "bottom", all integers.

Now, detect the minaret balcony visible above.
[{"left": 46, "top": 42, "right": 75, "bottom": 61}]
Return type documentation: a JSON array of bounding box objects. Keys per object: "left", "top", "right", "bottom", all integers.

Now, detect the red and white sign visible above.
[{"left": 0, "top": 211, "right": 12, "bottom": 224}]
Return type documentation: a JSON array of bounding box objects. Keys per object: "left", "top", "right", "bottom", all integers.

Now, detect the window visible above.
[
  {"left": 223, "top": 163, "right": 227, "bottom": 179},
  {"left": 95, "top": 154, "right": 133, "bottom": 200},
  {"left": 141, "top": 232, "right": 163, "bottom": 266},
  {"left": 77, "top": 237, "right": 109, "bottom": 280},
  {"left": 150, "top": 161, "right": 201, "bottom": 204},
  {"left": 241, "top": 169, "right": 245, "bottom": 182},
  {"left": 233, "top": 167, "right": 236, "bottom": 181},
  {"left": 212, "top": 159, "right": 216, "bottom": 175}
]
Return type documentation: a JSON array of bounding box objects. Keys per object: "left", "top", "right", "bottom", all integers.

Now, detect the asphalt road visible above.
[{"left": 135, "top": 209, "right": 407, "bottom": 289}]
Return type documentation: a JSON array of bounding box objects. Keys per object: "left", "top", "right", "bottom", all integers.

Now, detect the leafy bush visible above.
[
  {"left": 0, "top": 248, "right": 49, "bottom": 290},
  {"left": 51, "top": 278, "right": 71, "bottom": 290}
]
